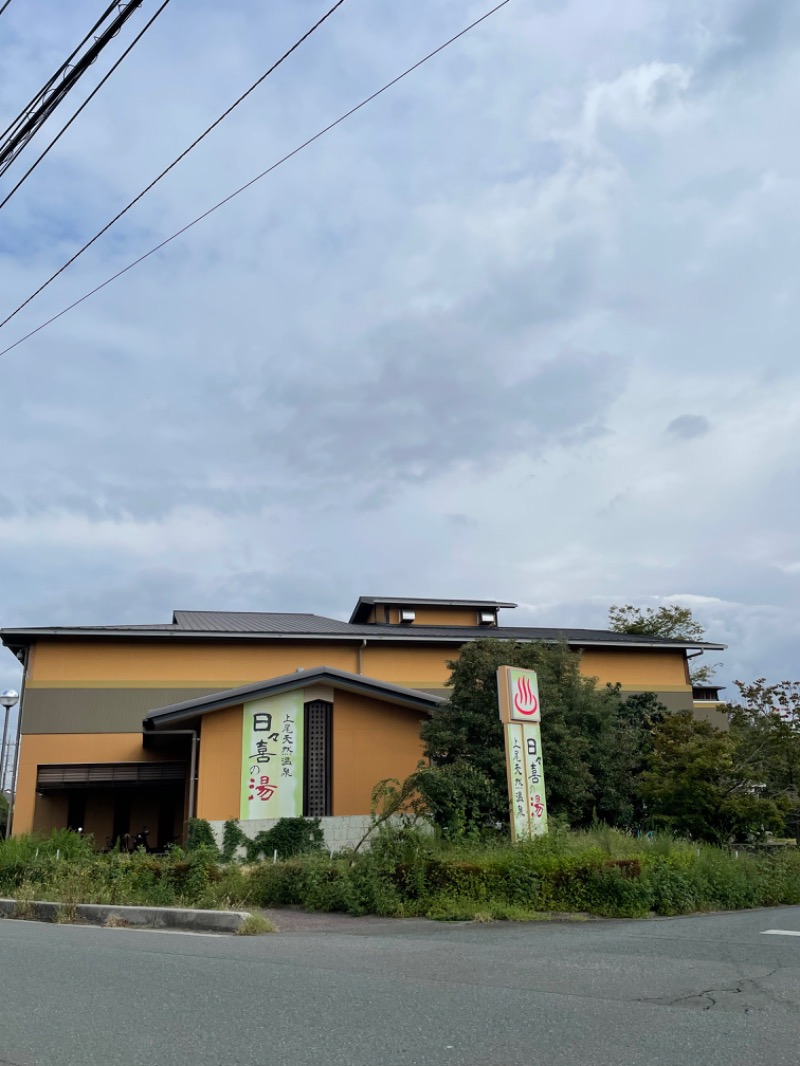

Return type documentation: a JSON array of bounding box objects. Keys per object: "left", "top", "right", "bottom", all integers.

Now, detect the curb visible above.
[{"left": 0, "top": 898, "right": 250, "bottom": 933}]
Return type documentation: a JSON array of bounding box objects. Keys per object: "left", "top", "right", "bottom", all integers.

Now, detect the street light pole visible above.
[{"left": 0, "top": 690, "right": 19, "bottom": 834}]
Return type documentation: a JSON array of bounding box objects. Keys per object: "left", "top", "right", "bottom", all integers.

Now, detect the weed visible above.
[
  {"left": 13, "top": 880, "right": 36, "bottom": 919},
  {"left": 236, "top": 913, "right": 275, "bottom": 936}
]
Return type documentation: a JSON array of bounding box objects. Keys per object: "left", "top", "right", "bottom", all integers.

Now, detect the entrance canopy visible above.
[{"left": 36, "top": 762, "right": 187, "bottom": 791}]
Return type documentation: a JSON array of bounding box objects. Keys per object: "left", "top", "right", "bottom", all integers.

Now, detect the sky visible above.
[{"left": 0, "top": 0, "right": 798, "bottom": 699}]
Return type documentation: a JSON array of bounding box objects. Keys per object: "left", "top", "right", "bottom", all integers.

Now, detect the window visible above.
[{"left": 303, "top": 700, "right": 332, "bottom": 817}]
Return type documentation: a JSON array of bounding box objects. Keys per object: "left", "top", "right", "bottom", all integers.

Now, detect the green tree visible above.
[
  {"left": 728, "top": 679, "right": 800, "bottom": 841},
  {"left": 641, "top": 711, "right": 784, "bottom": 843},
  {"left": 608, "top": 603, "right": 719, "bottom": 683},
  {"left": 419, "top": 640, "right": 660, "bottom": 833},
  {"left": 608, "top": 603, "right": 705, "bottom": 641}
]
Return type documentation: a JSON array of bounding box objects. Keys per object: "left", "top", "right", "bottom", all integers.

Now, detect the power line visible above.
[
  {"left": 0, "top": 0, "right": 174, "bottom": 211},
  {"left": 0, "top": 0, "right": 513, "bottom": 359},
  {"left": 0, "top": 0, "right": 350, "bottom": 331},
  {"left": 0, "top": 1, "right": 148, "bottom": 178},
  {"left": 0, "top": 1, "right": 120, "bottom": 145},
  {"left": 0, "top": 0, "right": 15, "bottom": 16}
]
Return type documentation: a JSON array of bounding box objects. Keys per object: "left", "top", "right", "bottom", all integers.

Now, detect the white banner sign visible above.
[{"left": 240, "top": 692, "right": 304, "bottom": 819}]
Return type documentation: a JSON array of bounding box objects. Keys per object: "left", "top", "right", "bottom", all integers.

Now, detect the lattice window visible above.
[{"left": 304, "top": 700, "right": 332, "bottom": 817}]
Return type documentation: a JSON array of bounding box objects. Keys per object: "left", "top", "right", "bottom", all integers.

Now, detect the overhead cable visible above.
[
  {"left": 0, "top": 0, "right": 120, "bottom": 145},
  {"left": 0, "top": 0, "right": 174, "bottom": 211},
  {"left": 0, "top": 0, "right": 513, "bottom": 359},
  {"left": 0, "top": 0, "right": 148, "bottom": 178},
  {"left": 0, "top": 0, "right": 350, "bottom": 330}
]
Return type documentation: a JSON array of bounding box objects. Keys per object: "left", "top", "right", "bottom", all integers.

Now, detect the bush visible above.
[
  {"left": 5, "top": 826, "right": 800, "bottom": 923},
  {"left": 645, "top": 859, "right": 701, "bottom": 916},
  {"left": 221, "top": 820, "right": 246, "bottom": 862},
  {"left": 244, "top": 818, "right": 325, "bottom": 862},
  {"left": 186, "top": 818, "right": 219, "bottom": 856}
]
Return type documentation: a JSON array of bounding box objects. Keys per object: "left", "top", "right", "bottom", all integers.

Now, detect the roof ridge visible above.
[{"left": 173, "top": 609, "right": 325, "bottom": 617}]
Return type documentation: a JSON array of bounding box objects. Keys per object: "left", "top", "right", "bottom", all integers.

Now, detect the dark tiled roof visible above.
[
  {"left": 171, "top": 610, "right": 349, "bottom": 634},
  {"left": 168, "top": 612, "right": 723, "bottom": 648},
  {"left": 0, "top": 608, "right": 726, "bottom": 651},
  {"left": 144, "top": 665, "right": 446, "bottom": 727}
]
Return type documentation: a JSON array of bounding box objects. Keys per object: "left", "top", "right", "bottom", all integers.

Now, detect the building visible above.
[{"left": 0, "top": 596, "right": 725, "bottom": 847}]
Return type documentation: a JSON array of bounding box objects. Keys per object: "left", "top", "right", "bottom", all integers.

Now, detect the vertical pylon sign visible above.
[{"left": 497, "top": 666, "right": 548, "bottom": 841}]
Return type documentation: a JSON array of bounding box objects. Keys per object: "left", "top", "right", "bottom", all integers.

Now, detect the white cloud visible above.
[
  {"left": 582, "top": 62, "right": 696, "bottom": 138},
  {"left": 0, "top": 0, "right": 798, "bottom": 693}
]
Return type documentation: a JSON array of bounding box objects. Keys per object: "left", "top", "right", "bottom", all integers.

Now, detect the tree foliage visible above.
[
  {"left": 641, "top": 711, "right": 784, "bottom": 844},
  {"left": 413, "top": 637, "right": 800, "bottom": 846},
  {"left": 418, "top": 640, "right": 663, "bottom": 833},
  {"left": 608, "top": 603, "right": 719, "bottom": 683},
  {"left": 608, "top": 603, "right": 706, "bottom": 642},
  {"left": 728, "top": 679, "right": 800, "bottom": 841}
]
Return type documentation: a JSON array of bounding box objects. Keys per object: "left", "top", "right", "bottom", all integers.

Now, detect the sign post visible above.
[{"left": 497, "top": 666, "right": 548, "bottom": 841}]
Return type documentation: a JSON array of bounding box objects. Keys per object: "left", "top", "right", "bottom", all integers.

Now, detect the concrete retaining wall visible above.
[{"left": 208, "top": 816, "right": 375, "bottom": 853}]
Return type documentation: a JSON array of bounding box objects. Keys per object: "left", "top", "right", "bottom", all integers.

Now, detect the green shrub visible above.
[
  {"left": 186, "top": 818, "right": 219, "bottom": 856},
  {"left": 4, "top": 826, "right": 800, "bottom": 923},
  {"left": 221, "top": 820, "right": 246, "bottom": 862},
  {"left": 299, "top": 858, "right": 362, "bottom": 913},
  {"left": 645, "top": 859, "right": 701, "bottom": 916},
  {"left": 244, "top": 818, "right": 325, "bottom": 862},
  {"left": 248, "top": 860, "right": 307, "bottom": 907},
  {"left": 583, "top": 867, "right": 650, "bottom": 918}
]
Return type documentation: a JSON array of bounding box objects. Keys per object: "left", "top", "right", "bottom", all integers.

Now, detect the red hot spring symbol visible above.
[{"left": 513, "top": 675, "right": 538, "bottom": 716}]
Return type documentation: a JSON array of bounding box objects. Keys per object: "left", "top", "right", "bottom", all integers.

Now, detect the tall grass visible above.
[
  {"left": 1, "top": 827, "right": 798, "bottom": 922},
  {"left": 246, "top": 825, "right": 800, "bottom": 920},
  {"left": 0, "top": 831, "right": 252, "bottom": 912}
]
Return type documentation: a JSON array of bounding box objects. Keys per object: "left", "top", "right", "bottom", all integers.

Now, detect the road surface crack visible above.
[{"left": 642, "top": 967, "right": 783, "bottom": 1013}]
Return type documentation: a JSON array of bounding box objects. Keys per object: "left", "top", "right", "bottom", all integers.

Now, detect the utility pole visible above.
[{"left": 0, "top": 689, "right": 19, "bottom": 833}]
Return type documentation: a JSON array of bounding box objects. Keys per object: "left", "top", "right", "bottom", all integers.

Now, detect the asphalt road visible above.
[{"left": 1, "top": 907, "right": 800, "bottom": 1066}]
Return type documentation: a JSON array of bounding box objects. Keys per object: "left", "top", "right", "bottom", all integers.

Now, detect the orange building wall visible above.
[
  {"left": 579, "top": 649, "right": 689, "bottom": 689},
  {"left": 16, "top": 636, "right": 691, "bottom": 829},
  {"left": 373, "top": 607, "right": 490, "bottom": 626},
  {"left": 189, "top": 692, "right": 427, "bottom": 821},
  {"left": 196, "top": 705, "right": 243, "bottom": 821},
  {"left": 27, "top": 637, "right": 689, "bottom": 695},
  {"left": 26, "top": 640, "right": 363, "bottom": 686},
  {"left": 332, "top": 691, "right": 427, "bottom": 816},
  {"left": 25, "top": 638, "right": 457, "bottom": 694},
  {"left": 417, "top": 609, "right": 492, "bottom": 626},
  {"left": 14, "top": 733, "right": 170, "bottom": 836}
]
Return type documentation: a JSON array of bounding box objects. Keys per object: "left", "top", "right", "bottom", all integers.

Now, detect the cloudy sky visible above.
[{"left": 0, "top": 0, "right": 798, "bottom": 696}]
